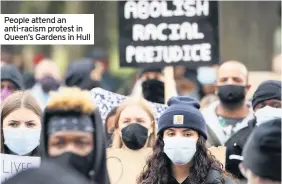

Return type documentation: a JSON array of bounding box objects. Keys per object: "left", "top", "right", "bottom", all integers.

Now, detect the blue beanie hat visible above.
[{"left": 157, "top": 96, "right": 207, "bottom": 139}]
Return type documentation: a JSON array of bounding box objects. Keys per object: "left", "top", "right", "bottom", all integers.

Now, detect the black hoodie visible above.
[
  {"left": 64, "top": 59, "right": 100, "bottom": 90},
  {"left": 1, "top": 64, "right": 24, "bottom": 90},
  {"left": 40, "top": 108, "right": 110, "bottom": 184}
]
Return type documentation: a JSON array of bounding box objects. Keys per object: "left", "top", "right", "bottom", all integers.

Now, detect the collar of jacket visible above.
[{"left": 206, "top": 169, "right": 236, "bottom": 184}]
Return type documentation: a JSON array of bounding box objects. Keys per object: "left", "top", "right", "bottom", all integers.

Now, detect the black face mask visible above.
[
  {"left": 51, "top": 152, "right": 93, "bottom": 179},
  {"left": 142, "top": 79, "right": 164, "bottom": 104},
  {"left": 121, "top": 123, "right": 148, "bottom": 150},
  {"left": 40, "top": 76, "right": 60, "bottom": 93},
  {"left": 218, "top": 85, "right": 246, "bottom": 109}
]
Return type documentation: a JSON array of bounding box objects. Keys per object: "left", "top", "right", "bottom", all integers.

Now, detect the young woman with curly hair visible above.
[{"left": 137, "top": 96, "right": 236, "bottom": 184}]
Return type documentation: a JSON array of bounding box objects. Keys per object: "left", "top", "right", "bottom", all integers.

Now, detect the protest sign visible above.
[
  {"left": 118, "top": 0, "right": 219, "bottom": 67},
  {"left": 0, "top": 154, "right": 40, "bottom": 182},
  {"left": 107, "top": 146, "right": 226, "bottom": 184}
]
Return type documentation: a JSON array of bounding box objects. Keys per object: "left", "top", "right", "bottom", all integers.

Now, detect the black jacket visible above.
[
  {"left": 1, "top": 64, "right": 24, "bottom": 90},
  {"left": 40, "top": 108, "right": 110, "bottom": 184},
  {"left": 168, "top": 169, "right": 236, "bottom": 184},
  {"left": 3, "top": 161, "right": 91, "bottom": 184},
  {"left": 225, "top": 118, "right": 256, "bottom": 179},
  {"left": 206, "top": 169, "right": 236, "bottom": 184}
]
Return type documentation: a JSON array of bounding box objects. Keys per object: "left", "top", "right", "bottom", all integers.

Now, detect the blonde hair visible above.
[
  {"left": 1, "top": 91, "right": 42, "bottom": 152},
  {"left": 111, "top": 98, "right": 156, "bottom": 148},
  {"left": 47, "top": 87, "right": 96, "bottom": 114}
]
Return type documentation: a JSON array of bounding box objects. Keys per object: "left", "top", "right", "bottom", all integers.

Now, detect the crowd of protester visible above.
[{"left": 0, "top": 47, "right": 281, "bottom": 184}]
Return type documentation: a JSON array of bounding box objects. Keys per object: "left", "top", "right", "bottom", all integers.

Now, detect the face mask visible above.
[
  {"left": 51, "top": 152, "right": 93, "bottom": 179},
  {"left": 197, "top": 67, "right": 216, "bottom": 85},
  {"left": 255, "top": 106, "right": 282, "bottom": 126},
  {"left": 1, "top": 87, "right": 12, "bottom": 102},
  {"left": 142, "top": 79, "right": 164, "bottom": 104},
  {"left": 121, "top": 123, "right": 148, "bottom": 150},
  {"left": 218, "top": 85, "right": 246, "bottom": 108},
  {"left": 164, "top": 137, "right": 197, "bottom": 165},
  {"left": 3, "top": 128, "right": 41, "bottom": 155},
  {"left": 40, "top": 76, "right": 60, "bottom": 93}
]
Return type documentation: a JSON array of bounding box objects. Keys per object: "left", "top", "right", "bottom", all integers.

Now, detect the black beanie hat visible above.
[
  {"left": 157, "top": 96, "right": 207, "bottom": 139},
  {"left": 242, "top": 118, "right": 281, "bottom": 181},
  {"left": 252, "top": 80, "right": 281, "bottom": 109}
]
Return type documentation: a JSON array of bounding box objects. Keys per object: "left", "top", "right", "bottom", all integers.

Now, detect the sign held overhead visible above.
[{"left": 118, "top": 0, "right": 219, "bottom": 68}]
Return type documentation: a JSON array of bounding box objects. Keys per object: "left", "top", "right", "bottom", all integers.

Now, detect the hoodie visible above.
[
  {"left": 1, "top": 65, "right": 24, "bottom": 90},
  {"left": 3, "top": 161, "right": 91, "bottom": 184},
  {"left": 65, "top": 59, "right": 100, "bottom": 90},
  {"left": 40, "top": 108, "right": 110, "bottom": 184}
]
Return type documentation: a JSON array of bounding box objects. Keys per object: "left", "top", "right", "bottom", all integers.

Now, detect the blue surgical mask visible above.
[
  {"left": 3, "top": 128, "right": 41, "bottom": 155},
  {"left": 255, "top": 106, "right": 282, "bottom": 126},
  {"left": 163, "top": 137, "right": 197, "bottom": 165}
]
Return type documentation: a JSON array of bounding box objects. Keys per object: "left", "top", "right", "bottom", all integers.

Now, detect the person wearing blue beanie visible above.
[{"left": 138, "top": 97, "right": 235, "bottom": 184}]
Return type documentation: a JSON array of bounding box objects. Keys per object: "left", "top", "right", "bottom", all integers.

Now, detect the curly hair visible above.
[{"left": 137, "top": 135, "right": 230, "bottom": 184}]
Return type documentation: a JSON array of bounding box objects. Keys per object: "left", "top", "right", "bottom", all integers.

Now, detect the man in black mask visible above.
[
  {"left": 30, "top": 59, "right": 61, "bottom": 110},
  {"left": 201, "top": 61, "right": 253, "bottom": 147},
  {"left": 132, "top": 67, "right": 165, "bottom": 104},
  {"left": 40, "top": 87, "right": 110, "bottom": 184}
]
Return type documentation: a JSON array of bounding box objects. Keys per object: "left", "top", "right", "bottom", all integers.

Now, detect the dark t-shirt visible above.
[
  {"left": 168, "top": 176, "right": 189, "bottom": 184},
  {"left": 217, "top": 116, "right": 244, "bottom": 137}
]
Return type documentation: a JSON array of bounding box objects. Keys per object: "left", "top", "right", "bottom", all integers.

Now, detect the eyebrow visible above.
[
  {"left": 24, "top": 120, "right": 35, "bottom": 124},
  {"left": 8, "top": 120, "right": 20, "bottom": 123},
  {"left": 9, "top": 120, "right": 35, "bottom": 123},
  {"left": 182, "top": 129, "right": 192, "bottom": 132},
  {"left": 166, "top": 128, "right": 192, "bottom": 132}
]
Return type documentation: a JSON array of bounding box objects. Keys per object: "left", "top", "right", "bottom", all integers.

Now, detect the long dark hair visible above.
[{"left": 137, "top": 135, "right": 230, "bottom": 184}]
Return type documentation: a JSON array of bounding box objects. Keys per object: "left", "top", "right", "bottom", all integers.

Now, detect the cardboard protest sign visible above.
[
  {"left": 118, "top": 0, "right": 219, "bottom": 67},
  {"left": 107, "top": 147, "right": 226, "bottom": 184},
  {"left": 90, "top": 88, "right": 167, "bottom": 124},
  {"left": 0, "top": 154, "right": 40, "bottom": 182}
]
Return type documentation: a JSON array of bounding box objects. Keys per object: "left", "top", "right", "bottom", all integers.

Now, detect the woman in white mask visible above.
[
  {"left": 138, "top": 96, "right": 235, "bottom": 184},
  {"left": 1, "top": 91, "right": 42, "bottom": 156}
]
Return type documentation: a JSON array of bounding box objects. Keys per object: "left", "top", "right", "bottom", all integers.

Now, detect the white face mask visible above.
[
  {"left": 163, "top": 137, "right": 197, "bottom": 165},
  {"left": 255, "top": 106, "right": 282, "bottom": 126},
  {"left": 3, "top": 128, "right": 41, "bottom": 155}
]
